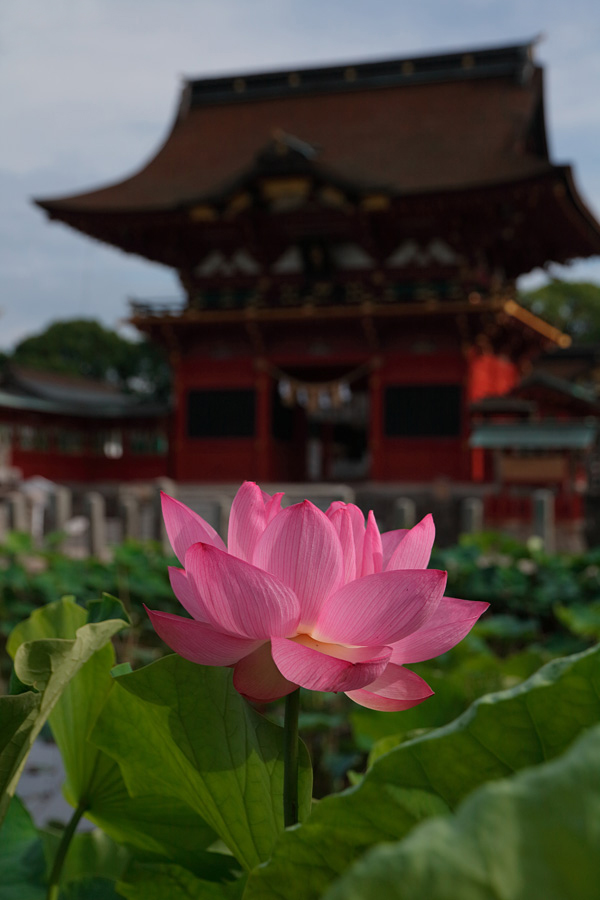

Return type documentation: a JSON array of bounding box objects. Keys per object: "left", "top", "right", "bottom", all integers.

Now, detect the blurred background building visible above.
[{"left": 2, "top": 40, "right": 600, "bottom": 545}]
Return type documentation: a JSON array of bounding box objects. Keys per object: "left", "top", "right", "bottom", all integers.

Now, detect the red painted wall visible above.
[
  {"left": 468, "top": 352, "right": 519, "bottom": 402},
  {"left": 10, "top": 449, "right": 167, "bottom": 483},
  {"left": 172, "top": 355, "right": 264, "bottom": 482},
  {"left": 1, "top": 409, "right": 168, "bottom": 483},
  {"left": 467, "top": 352, "right": 520, "bottom": 482},
  {"left": 172, "top": 348, "right": 502, "bottom": 484},
  {"left": 372, "top": 351, "right": 471, "bottom": 482}
]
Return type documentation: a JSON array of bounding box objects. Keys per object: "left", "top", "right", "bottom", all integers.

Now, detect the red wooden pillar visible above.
[
  {"left": 170, "top": 352, "right": 185, "bottom": 481},
  {"left": 369, "top": 366, "right": 383, "bottom": 481},
  {"left": 255, "top": 367, "right": 272, "bottom": 482}
]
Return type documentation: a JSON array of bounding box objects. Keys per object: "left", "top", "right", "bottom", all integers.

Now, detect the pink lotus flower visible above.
[{"left": 146, "top": 483, "right": 488, "bottom": 711}]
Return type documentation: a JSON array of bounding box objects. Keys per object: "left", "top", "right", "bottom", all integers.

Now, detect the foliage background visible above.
[{"left": 1, "top": 319, "right": 171, "bottom": 402}]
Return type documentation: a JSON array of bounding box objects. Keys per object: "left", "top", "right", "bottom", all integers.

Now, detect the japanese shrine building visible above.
[
  {"left": 36, "top": 41, "right": 600, "bottom": 491},
  {"left": 0, "top": 366, "right": 169, "bottom": 484}
]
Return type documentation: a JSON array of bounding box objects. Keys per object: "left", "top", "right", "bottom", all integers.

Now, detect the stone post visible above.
[
  {"left": 121, "top": 495, "right": 140, "bottom": 541},
  {"left": 49, "top": 486, "right": 72, "bottom": 534},
  {"left": 85, "top": 492, "right": 107, "bottom": 559},
  {"left": 0, "top": 501, "right": 8, "bottom": 542},
  {"left": 8, "top": 492, "right": 28, "bottom": 533},
  {"left": 533, "top": 489, "right": 555, "bottom": 553},
  {"left": 461, "top": 497, "right": 484, "bottom": 534},
  {"left": 393, "top": 497, "right": 416, "bottom": 530}
]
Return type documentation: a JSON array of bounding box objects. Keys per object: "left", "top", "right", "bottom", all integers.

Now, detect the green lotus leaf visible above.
[
  {"left": 0, "top": 597, "right": 128, "bottom": 825},
  {"left": 244, "top": 644, "right": 600, "bottom": 900},
  {"left": 91, "top": 654, "right": 313, "bottom": 871},
  {"left": 41, "top": 827, "right": 129, "bottom": 892},
  {"left": 0, "top": 796, "right": 127, "bottom": 900},
  {"left": 117, "top": 862, "right": 246, "bottom": 900},
  {"left": 0, "top": 796, "right": 46, "bottom": 900},
  {"left": 323, "top": 723, "right": 600, "bottom": 900},
  {"left": 7, "top": 597, "right": 220, "bottom": 871}
]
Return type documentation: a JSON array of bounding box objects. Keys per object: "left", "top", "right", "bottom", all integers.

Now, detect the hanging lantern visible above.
[{"left": 278, "top": 379, "right": 294, "bottom": 406}]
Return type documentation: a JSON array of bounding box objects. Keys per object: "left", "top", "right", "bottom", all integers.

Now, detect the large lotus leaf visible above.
[
  {"left": 244, "top": 643, "right": 600, "bottom": 900},
  {"left": 555, "top": 600, "right": 600, "bottom": 642},
  {"left": 0, "top": 796, "right": 126, "bottom": 900},
  {"left": 7, "top": 596, "right": 89, "bottom": 657},
  {"left": 91, "top": 654, "right": 313, "bottom": 871},
  {"left": 41, "top": 827, "right": 129, "bottom": 886},
  {"left": 7, "top": 598, "right": 118, "bottom": 807},
  {"left": 0, "top": 796, "right": 46, "bottom": 900},
  {"left": 117, "top": 862, "right": 246, "bottom": 900},
  {"left": 323, "top": 723, "right": 600, "bottom": 900},
  {"left": 58, "top": 878, "right": 122, "bottom": 900},
  {"left": 0, "top": 692, "right": 42, "bottom": 811},
  {"left": 350, "top": 645, "right": 550, "bottom": 749},
  {"left": 87, "top": 793, "right": 234, "bottom": 881},
  {"left": 7, "top": 598, "right": 221, "bottom": 870},
  {"left": 0, "top": 598, "right": 128, "bottom": 825}
]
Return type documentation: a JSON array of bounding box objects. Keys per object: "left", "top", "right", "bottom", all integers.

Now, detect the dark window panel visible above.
[
  {"left": 272, "top": 386, "right": 295, "bottom": 441},
  {"left": 187, "top": 389, "right": 256, "bottom": 438},
  {"left": 384, "top": 384, "right": 462, "bottom": 437}
]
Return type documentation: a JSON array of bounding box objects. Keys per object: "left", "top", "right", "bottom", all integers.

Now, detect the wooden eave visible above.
[
  {"left": 34, "top": 40, "right": 600, "bottom": 281},
  {"left": 43, "top": 167, "right": 600, "bottom": 281},
  {"left": 130, "top": 296, "right": 507, "bottom": 327},
  {"left": 503, "top": 299, "right": 572, "bottom": 348},
  {"left": 131, "top": 295, "right": 567, "bottom": 366},
  {"left": 130, "top": 295, "right": 566, "bottom": 350}
]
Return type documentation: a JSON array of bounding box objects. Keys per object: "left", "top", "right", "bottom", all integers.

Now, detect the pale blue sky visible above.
[{"left": 1, "top": 0, "right": 599, "bottom": 349}]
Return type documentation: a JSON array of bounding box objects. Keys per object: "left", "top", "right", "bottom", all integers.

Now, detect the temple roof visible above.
[
  {"left": 34, "top": 40, "right": 600, "bottom": 278},
  {"left": 38, "top": 41, "right": 553, "bottom": 213},
  {"left": 470, "top": 421, "right": 598, "bottom": 450},
  {"left": 0, "top": 366, "right": 168, "bottom": 419}
]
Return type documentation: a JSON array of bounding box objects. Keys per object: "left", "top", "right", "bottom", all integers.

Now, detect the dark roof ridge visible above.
[
  {"left": 184, "top": 39, "right": 539, "bottom": 109},
  {"left": 516, "top": 369, "right": 600, "bottom": 406},
  {"left": 9, "top": 363, "right": 123, "bottom": 396}
]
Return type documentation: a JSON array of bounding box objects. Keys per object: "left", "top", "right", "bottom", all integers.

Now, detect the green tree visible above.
[
  {"left": 10, "top": 319, "right": 171, "bottom": 401},
  {"left": 519, "top": 281, "right": 600, "bottom": 343}
]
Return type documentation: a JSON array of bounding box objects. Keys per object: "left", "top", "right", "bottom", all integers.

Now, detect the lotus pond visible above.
[{"left": 1, "top": 526, "right": 599, "bottom": 899}]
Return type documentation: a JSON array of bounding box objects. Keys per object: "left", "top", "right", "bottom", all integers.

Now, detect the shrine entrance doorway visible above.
[{"left": 271, "top": 366, "right": 370, "bottom": 483}]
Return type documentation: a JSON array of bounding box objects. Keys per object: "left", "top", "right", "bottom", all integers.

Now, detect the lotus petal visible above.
[
  {"left": 271, "top": 636, "right": 390, "bottom": 693},
  {"left": 327, "top": 506, "right": 358, "bottom": 583},
  {"left": 161, "top": 492, "right": 226, "bottom": 564},
  {"left": 185, "top": 543, "right": 300, "bottom": 640},
  {"left": 254, "top": 501, "right": 344, "bottom": 630},
  {"left": 386, "top": 514, "right": 435, "bottom": 571},
  {"left": 360, "top": 510, "right": 383, "bottom": 577},
  {"left": 145, "top": 607, "right": 261, "bottom": 665},
  {"left": 313, "top": 569, "right": 446, "bottom": 646},
  {"left": 168, "top": 566, "right": 209, "bottom": 622},
  {"left": 264, "top": 491, "right": 284, "bottom": 524},
  {"left": 346, "top": 663, "right": 434, "bottom": 711},
  {"left": 381, "top": 528, "right": 409, "bottom": 569},
  {"left": 233, "top": 643, "right": 297, "bottom": 702},
  {"left": 390, "top": 597, "right": 489, "bottom": 664},
  {"left": 228, "top": 482, "right": 269, "bottom": 562}
]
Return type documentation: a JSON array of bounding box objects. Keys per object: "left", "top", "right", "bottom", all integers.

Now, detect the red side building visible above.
[
  {"left": 35, "top": 42, "right": 600, "bottom": 492},
  {"left": 0, "top": 366, "right": 169, "bottom": 484}
]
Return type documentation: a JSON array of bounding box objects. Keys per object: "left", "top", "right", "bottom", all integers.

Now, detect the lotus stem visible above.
[
  {"left": 283, "top": 688, "right": 301, "bottom": 827},
  {"left": 47, "top": 798, "right": 88, "bottom": 900}
]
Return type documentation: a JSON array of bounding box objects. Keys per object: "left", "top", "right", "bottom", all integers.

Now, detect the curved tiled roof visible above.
[
  {"left": 0, "top": 367, "right": 169, "bottom": 418},
  {"left": 37, "top": 42, "right": 551, "bottom": 213},
  {"left": 34, "top": 41, "right": 600, "bottom": 278}
]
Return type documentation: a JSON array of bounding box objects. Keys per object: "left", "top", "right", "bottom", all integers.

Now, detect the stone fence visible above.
[{"left": 0, "top": 479, "right": 567, "bottom": 558}]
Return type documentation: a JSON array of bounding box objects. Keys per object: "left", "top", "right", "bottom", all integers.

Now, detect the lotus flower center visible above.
[{"left": 291, "top": 633, "right": 374, "bottom": 662}]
